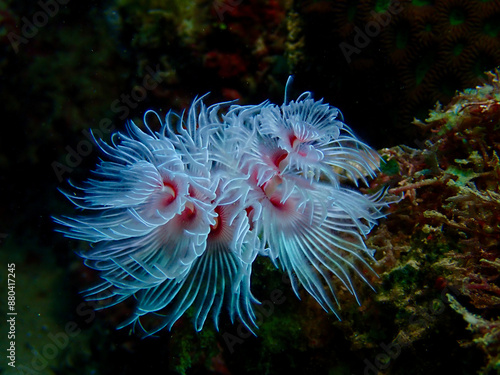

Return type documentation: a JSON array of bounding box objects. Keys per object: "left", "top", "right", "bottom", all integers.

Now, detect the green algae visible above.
[{"left": 380, "top": 155, "right": 400, "bottom": 176}]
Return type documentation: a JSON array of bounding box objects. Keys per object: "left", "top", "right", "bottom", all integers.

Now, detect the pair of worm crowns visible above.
[{"left": 55, "top": 77, "right": 391, "bottom": 336}]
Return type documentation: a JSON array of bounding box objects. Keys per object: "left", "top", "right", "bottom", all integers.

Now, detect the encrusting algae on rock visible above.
[{"left": 359, "top": 68, "right": 500, "bottom": 375}]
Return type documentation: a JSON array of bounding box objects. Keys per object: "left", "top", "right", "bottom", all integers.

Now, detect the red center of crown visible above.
[
  {"left": 209, "top": 206, "right": 223, "bottom": 237},
  {"left": 289, "top": 134, "right": 300, "bottom": 150},
  {"left": 274, "top": 150, "right": 288, "bottom": 169},
  {"left": 178, "top": 201, "right": 196, "bottom": 223},
  {"left": 270, "top": 196, "right": 286, "bottom": 210},
  {"left": 161, "top": 181, "right": 177, "bottom": 207}
]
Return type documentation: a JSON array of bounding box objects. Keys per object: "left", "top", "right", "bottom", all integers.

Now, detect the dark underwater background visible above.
[{"left": 1, "top": 1, "right": 500, "bottom": 374}]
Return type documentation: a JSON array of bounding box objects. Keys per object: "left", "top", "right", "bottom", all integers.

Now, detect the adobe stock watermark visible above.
[
  {"left": 7, "top": 0, "right": 70, "bottom": 54},
  {"left": 339, "top": 1, "right": 404, "bottom": 63},
  {"left": 213, "top": 0, "right": 244, "bottom": 21},
  {"left": 51, "top": 64, "right": 163, "bottom": 183},
  {"left": 16, "top": 300, "right": 98, "bottom": 375},
  {"left": 360, "top": 284, "right": 460, "bottom": 375}
]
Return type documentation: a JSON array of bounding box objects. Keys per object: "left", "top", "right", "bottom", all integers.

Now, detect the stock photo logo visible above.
[{"left": 54, "top": 77, "right": 394, "bottom": 336}]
